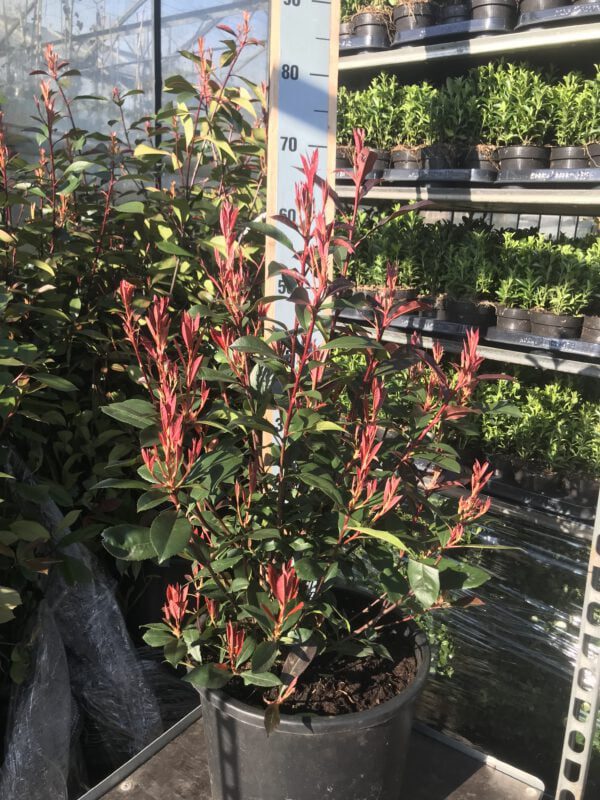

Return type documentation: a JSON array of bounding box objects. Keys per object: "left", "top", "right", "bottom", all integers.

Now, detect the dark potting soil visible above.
[{"left": 226, "top": 628, "right": 418, "bottom": 716}]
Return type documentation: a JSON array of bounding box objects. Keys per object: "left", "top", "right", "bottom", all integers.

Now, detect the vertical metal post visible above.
[
  {"left": 152, "top": 0, "right": 162, "bottom": 117},
  {"left": 556, "top": 489, "right": 600, "bottom": 800}
]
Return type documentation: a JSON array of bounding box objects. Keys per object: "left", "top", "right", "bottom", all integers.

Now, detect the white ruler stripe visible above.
[{"left": 267, "top": 0, "right": 338, "bottom": 331}]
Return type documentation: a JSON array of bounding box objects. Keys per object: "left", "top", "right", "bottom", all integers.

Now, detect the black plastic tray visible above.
[
  {"left": 384, "top": 168, "right": 497, "bottom": 184},
  {"left": 496, "top": 167, "right": 600, "bottom": 184},
  {"left": 516, "top": 1, "right": 600, "bottom": 29},
  {"left": 339, "top": 33, "right": 388, "bottom": 54},
  {"left": 486, "top": 326, "right": 600, "bottom": 358},
  {"left": 391, "top": 17, "right": 514, "bottom": 47}
]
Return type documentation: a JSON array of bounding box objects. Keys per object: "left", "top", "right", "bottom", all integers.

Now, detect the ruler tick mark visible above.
[
  {"left": 316, "top": 36, "right": 330, "bottom": 40},
  {"left": 308, "top": 144, "right": 327, "bottom": 149},
  {"left": 313, "top": 109, "right": 328, "bottom": 113},
  {"left": 310, "top": 72, "right": 328, "bottom": 78}
]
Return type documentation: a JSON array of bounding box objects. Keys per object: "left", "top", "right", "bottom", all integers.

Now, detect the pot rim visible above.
[
  {"left": 201, "top": 620, "right": 430, "bottom": 735},
  {"left": 470, "top": 0, "right": 517, "bottom": 7},
  {"left": 530, "top": 310, "right": 582, "bottom": 324},
  {"left": 497, "top": 144, "right": 548, "bottom": 155}
]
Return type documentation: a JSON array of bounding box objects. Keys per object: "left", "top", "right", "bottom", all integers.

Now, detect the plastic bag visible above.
[{"left": 0, "top": 602, "right": 73, "bottom": 800}]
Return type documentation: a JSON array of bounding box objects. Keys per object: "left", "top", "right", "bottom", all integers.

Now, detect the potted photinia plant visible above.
[
  {"left": 102, "top": 135, "right": 497, "bottom": 800},
  {"left": 478, "top": 61, "right": 552, "bottom": 171}
]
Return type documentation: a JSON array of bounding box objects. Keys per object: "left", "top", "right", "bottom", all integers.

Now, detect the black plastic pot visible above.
[
  {"left": 514, "top": 465, "right": 561, "bottom": 495},
  {"left": 582, "top": 314, "right": 600, "bottom": 343},
  {"left": 437, "top": 2, "right": 471, "bottom": 21},
  {"left": 336, "top": 146, "right": 352, "bottom": 172},
  {"left": 586, "top": 142, "right": 600, "bottom": 166},
  {"left": 446, "top": 298, "right": 496, "bottom": 328},
  {"left": 488, "top": 453, "right": 516, "bottom": 483},
  {"left": 200, "top": 621, "right": 430, "bottom": 800},
  {"left": 462, "top": 145, "right": 498, "bottom": 170},
  {"left": 393, "top": 1, "right": 435, "bottom": 29},
  {"left": 497, "top": 145, "right": 549, "bottom": 172},
  {"left": 340, "top": 20, "right": 354, "bottom": 36},
  {"left": 421, "top": 143, "right": 455, "bottom": 169},
  {"left": 470, "top": 0, "right": 518, "bottom": 22},
  {"left": 519, "top": 0, "right": 567, "bottom": 11},
  {"left": 563, "top": 475, "right": 600, "bottom": 506},
  {"left": 530, "top": 310, "right": 583, "bottom": 339},
  {"left": 391, "top": 146, "right": 421, "bottom": 169},
  {"left": 351, "top": 11, "right": 390, "bottom": 45},
  {"left": 370, "top": 148, "right": 391, "bottom": 172},
  {"left": 395, "top": 287, "right": 419, "bottom": 303},
  {"left": 549, "top": 146, "right": 589, "bottom": 169},
  {"left": 496, "top": 305, "right": 531, "bottom": 332}
]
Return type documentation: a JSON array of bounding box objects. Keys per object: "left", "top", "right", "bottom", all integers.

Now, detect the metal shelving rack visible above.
[{"left": 338, "top": 20, "right": 600, "bottom": 800}]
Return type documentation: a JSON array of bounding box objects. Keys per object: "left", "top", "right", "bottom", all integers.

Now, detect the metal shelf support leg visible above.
[{"left": 556, "top": 489, "right": 600, "bottom": 800}]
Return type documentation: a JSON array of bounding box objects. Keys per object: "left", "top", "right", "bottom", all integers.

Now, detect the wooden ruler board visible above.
[{"left": 265, "top": 0, "right": 340, "bottom": 329}]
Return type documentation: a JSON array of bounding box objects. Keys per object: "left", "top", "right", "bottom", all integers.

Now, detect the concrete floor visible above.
[{"left": 103, "top": 719, "right": 544, "bottom": 800}]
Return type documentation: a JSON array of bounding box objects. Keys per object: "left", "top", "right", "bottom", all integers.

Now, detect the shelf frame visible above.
[
  {"left": 335, "top": 183, "right": 600, "bottom": 215},
  {"left": 338, "top": 21, "right": 600, "bottom": 80}
]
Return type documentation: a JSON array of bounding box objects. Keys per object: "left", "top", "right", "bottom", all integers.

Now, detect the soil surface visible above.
[{"left": 226, "top": 625, "right": 418, "bottom": 716}]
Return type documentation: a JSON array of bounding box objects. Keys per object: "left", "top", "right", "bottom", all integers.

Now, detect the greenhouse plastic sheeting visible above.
[
  {"left": 0, "top": 448, "right": 163, "bottom": 796},
  {"left": 0, "top": 0, "right": 267, "bottom": 132},
  {"left": 417, "top": 509, "right": 599, "bottom": 799},
  {"left": 0, "top": 602, "right": 73, "bottom": 800}
]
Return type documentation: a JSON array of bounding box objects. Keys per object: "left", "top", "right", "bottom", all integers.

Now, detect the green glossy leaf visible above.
[
  {"left": 185, "top": 663, "right": 232, "bottom": 689},
  {"left": 407, "top": 560, "right": 440, "bottom": 609},
  {"left": 347, "top": 525, "right": 408, "bottom": 552},
  {"left": 241, "top": 671, "right": 282, "bottom": 688},
  {"left": 102, "top": 399, "right": 156, "bottom": 429},
  {"left": 32, "top": 373, "right": 77, "bottom": 392},
  {"left": 251, "top": 641, "right": 279, "bottom": 673},
  {"left": 150, "top": 510, "right": 192, "bottom": 563},
  {"left": 102, "top": 524, "right": 154, "bottom": 561}
]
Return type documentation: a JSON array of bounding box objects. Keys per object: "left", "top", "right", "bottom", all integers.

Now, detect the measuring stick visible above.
[{"left": 265, "top": 0, "right": 340, "bottom": 329}]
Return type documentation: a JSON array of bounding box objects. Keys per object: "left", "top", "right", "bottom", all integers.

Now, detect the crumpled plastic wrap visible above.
[
  {"left": 0, "top": 447, "right": 163, "bottom": 796},
  {"left": 417, "top": 508, "right": 598, "bottom": 798},
  {"left": 0, "top": 602, "right": 73, "bottom": 800}
]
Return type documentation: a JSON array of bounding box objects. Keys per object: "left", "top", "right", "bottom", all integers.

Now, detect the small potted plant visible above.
[
  {"left": 338, "top": 74, "right": 400, "bottom": 171},
  {"left": 444, "top": 230, "right": 498, "bottom": 328},
  {"left": 103, "top": 137, "right": 496, "bottom": 800},
  {"left": 350, "top": 0, "right": 393, "bottom": 45},
  {"left": 434, "top": 74, "right": 484, "bottom": 170},
  {"left": 392, "top": 81, "right": 438, "bottom": 169},
  {"left": 495, "top": 273, "right": 532, "bottom": 332},
  {"left": 550, "top": 72, "right": 591, "bottom": 169},
  {"left": 529, "top": 281, "right": 590, "bottom": 339},
  {"left": 393, "top": 0, "right": 436, "bottom": 31},
  {"left": 478, "top": 61, "right": 552, "bottom": 172},
  {"left": 581, "top": 239, "right": 600, "bottom": 342},
  {"left": 579, "top": 67, "right": 600, "bottom": 167}
]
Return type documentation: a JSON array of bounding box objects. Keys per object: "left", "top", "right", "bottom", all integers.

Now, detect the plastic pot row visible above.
[{"left": 341, "top": 0, "right": 598, "bottom": 50}]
